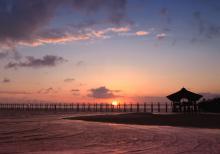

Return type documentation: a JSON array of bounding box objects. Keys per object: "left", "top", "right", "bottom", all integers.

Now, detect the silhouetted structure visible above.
[
  {"left": 167, "top": 88, "right": 202, "bottom": 112},
  {"left": 199, "top": 98, "right": 220, "bottom": 113}
]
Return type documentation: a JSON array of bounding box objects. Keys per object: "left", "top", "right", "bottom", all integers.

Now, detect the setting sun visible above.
[{"left": 112, "top": 100, "right": 119, "bottom": 106}]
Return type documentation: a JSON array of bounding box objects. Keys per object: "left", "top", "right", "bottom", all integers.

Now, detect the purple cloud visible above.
[
  {"left": 38, "top": 87, "right": 58, "bottom": 94},
  {"left": 64, "top": 78, "right": 75, "bottom": 82},
  {"left": 71, "top": 89, "right": 80, "bottom": 92},
  {"left": 5, "top": 55, "right": 66, "bottom": 69},
  {"left": 0, "top": 50, "right": 21, "bottom": 60},
  {"left": 0, "top": 90, "right": 30, "bottom": 95},
  {"left": 88, "top": 86, "right": 120, "bottom": 98},
  {"left": 2, "top": 78, "right": 10, "bottom": 83},
  {"left": 0, "top": 51, "right": 9, "bottom": 59},
  {"left": 192, "top": 11, "right": 220, "bottom": 40},
  {"left": 76, "top": 60, "right": 85, "bottom": 67},
  {"left": 71, "top": 89, "right": 80, "bottom": 96},
  {"left": 0, "top": 0, "right": 129, "bottom": 48},
  {"left": 156, "top": 33, "right": 166, "bottom": 40}
]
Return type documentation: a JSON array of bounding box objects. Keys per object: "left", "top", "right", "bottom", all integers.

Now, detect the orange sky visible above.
[{"left": 1, "top": 0, "right": 220, "bottom": 103}]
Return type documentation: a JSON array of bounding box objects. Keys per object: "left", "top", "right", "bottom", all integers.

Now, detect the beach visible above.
[
  {"left": 66, "top": 112, "right": 220, "bottom": 129},
  {"left": 0, "top": 111, "right": 220, "bottom": 154}
]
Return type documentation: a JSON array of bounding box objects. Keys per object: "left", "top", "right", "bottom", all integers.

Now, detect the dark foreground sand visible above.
[
  {"left": 0, "top": 111, "right": 220, "bottom": 153},
  {"left": 66, "top": 113, "right": 220, "bottom": 129}
]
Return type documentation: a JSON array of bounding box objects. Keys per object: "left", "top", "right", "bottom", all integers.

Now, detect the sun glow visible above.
[{"left": 112, "top": 100, "right": 119, "bottom": 106}]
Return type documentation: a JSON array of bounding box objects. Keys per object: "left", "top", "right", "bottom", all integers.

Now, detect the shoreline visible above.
[{"left": 65, "top": 112, "right": 220, "bottom": 129}]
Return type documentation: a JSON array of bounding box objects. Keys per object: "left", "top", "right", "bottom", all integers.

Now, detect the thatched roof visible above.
[{"left": 167, "top": 88, "right": 202, "bottom": 102}]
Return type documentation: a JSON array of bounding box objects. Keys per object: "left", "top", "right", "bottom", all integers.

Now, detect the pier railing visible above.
[{"left": 0, "top": 102, "right": 172, "bottom": 113}]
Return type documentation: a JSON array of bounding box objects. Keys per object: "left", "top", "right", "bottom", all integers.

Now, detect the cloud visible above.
[
  {"left": 160, "top": 8, "right": 168, "bottom": 16},
  {"left": 88, "top": 86, "right": 120, "bottom": 98},
  {"left": 193, "top": 11, "right": 205, "bottom": 35},
  {"left": 0, "top": 49, "right": 21, "bottom": 60},
  {"left": 200, "top": 93, "right": 220, "bottom": 99},
  {"left": 64, "top": 78, "right": 75, "bottom": 82},
  {"left": 192, "top": 11, "right": 220, "bottom": 40},
  {"left": 12, "top": 26, "right": 130, "bottom": 47},
  {"left": 71, "top": 89, "right": 80, "bottom": 96},
  {"left": 0, "top": 90, "right": 30, "bottom": 95},
  {"left": 108, "top": 27, "right": 130, "bottom": 33},
  {"left": 71, "top": 89, "right": 80, "bottom": 92},
  {"left": 37, "top": 87, "right": 57, "bottom": 94},
  {"left": 0, "top": 0, "right": 129, "bottom": 48},
  {"left": 70, "top": 0, "right": 128, "bottom": 24},
  {"left": 5, "top": 55, "right": 66, "bottom": 69},
  {"left": 2, "top": 78, "right": 10, "bottom": 83},
  {"left": 76, "top": 60, "right": 84, "bottom": 66},
  {"left": 0, "top": 51, "right": 9, "bottom": 59},
  {"left": 86, "top": 26, "right": 130, "bottom": 39},
  {"left": 135, "top": 31, "right": 150, "bottom": 36},
  {"left": 156, "top": 33, "right": 166, "bottom": 40}
]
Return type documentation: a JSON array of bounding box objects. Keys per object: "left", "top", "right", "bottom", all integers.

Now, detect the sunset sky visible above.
[{"left": 0, "top": 0, "right": 220, "bottom": 103}]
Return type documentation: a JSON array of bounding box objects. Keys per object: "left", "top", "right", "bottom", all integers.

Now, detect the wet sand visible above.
[
  {"left": 66, "top": 112, "right": 220, "bottom": 129},
  {"left": 0, "top": 111, "right": 220, "bottom": 153}
]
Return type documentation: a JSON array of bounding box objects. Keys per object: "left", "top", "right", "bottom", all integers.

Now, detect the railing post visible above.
[
  {"left": 111, "top": 104, "right": 114, "bottom": 112},
  {"left": 144, "top": 102, "right": 146, "bottom": 112},
  {"left": 165, "top": 103, "right": 168, "bottom": 112},
  {"left": 88, "top": 104, "right": 90, "bottom": 112},
  {"left": 100, "top": 103, "right": 102, "bottom": 112},
  {"left": 123, "top": 103, "right": 126, "bottom": 112},
  {"left": 136, "top": 103, "right": 139, "bottom": 112},
  {"left": 95, "top": 103, "right": 97, "bottom": 112},
  {"left": 92, "top": 104, "right": 95, "bottom": 112},
  {"left": 83, "top": 103, "right": 86, "bottom": 112},
  {"left": 130, "top": 104, "right": 133, "bottom": 112},
  {"left": 118, "top": 103, "right": 120, "bottom": 112},
  {"left": 151, "top": 103, "right": 153, "bottom": 113},
  {"left": 77, "top": 103, "right": 79, "bottom": 112},
  {"left": 105, "top": 104, "right": 108, "bottom": 112},
  {"left": 158, "top": 102, "right": 160, "bottom": 112}
]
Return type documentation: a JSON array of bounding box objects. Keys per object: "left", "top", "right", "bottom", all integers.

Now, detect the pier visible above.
[{"left": 0, "top": 102, "right": 175, "bottom": 113}]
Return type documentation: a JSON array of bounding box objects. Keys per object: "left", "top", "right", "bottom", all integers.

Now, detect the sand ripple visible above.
[{"left": 0, "top": 112, "right": 219, "bottom": 154}]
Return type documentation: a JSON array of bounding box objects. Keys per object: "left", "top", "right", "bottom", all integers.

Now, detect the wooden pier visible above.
[{"left": 0, "top": 102, "right": 173, "bottom": 113}]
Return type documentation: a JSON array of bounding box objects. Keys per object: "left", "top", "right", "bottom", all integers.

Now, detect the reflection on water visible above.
[{"left": 0, "top": 111, "right": 220, "bottom": 154}]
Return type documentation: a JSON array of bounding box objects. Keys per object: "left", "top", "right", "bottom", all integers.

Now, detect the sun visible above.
[{"left": 112, "top": 100, "right": 118, "bottom": 106}]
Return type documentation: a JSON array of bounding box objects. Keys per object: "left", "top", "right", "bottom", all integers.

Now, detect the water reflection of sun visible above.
[{"left": 111, "top": 100, "right": 118, "bottom": 106}]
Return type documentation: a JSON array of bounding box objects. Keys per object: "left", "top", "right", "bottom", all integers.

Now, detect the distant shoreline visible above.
[{"left": 65, "top": 113, "right": 220, "bottom": 129}]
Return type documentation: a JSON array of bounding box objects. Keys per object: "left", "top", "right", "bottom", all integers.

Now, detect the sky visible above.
[{"left": 0, "top": 0, "right": 220, "bottom": 103}]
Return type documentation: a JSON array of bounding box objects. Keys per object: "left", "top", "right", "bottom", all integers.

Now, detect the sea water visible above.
[{"left": 0, "top": 111, "right": 220, "bottom": 154}]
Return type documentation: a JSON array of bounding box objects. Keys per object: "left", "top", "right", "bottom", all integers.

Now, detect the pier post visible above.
[
  {"left": 158, "top": 102, "right": 160, "bottom": 112},
  {"left": 118, "top": 103, "right": 120, "bottom": 112},
  {"left": 100, "top": 103, "right": 102, "bottom": 112},
  {"left": 130, "top": 104, "right": 133, "bottom": 112},
  {"left": 83, "top": 103, "right": 86, "bottom": 112},
  {"left": 95, "top": 103, "right": 97, "bottom": 112},
  {"left": 123, "top": 103, "right": 126, "bottom": 112},
  {"left": 77, "top": 103, "right": 79, "bottom": 112},
  {"left": 165, "top": 103, "right": 168, "bottom": 112},
  {"left": 111, "top": 104, "right": 114, "bottom": 112},
  {"left": 151, "top": 103, "right": 153, "bottom": 113},
  {"left": 144, "top": 103, "right": 146, "bottom": 112},
  {"left": 105, "top": 104, "right": 108, "bottom": 112},
  {"left": 88, "top": 104, "right": 90, "bottom": 112},
  {"left": 136, "top": 103, "right": 139, "bottom": 112}
]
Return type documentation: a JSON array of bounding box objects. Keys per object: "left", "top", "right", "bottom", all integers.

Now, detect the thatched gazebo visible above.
[{"left": 167, "top": 88, "right": 202, "bottom": 112}]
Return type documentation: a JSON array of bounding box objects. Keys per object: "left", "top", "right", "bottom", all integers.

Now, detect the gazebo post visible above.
[{"left": 193, "top": 101, "right": 197, "bottom": 112}]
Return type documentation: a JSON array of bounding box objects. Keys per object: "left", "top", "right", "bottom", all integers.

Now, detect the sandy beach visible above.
[
  {"left": 0, "top": 111, "right": 220, "bottom": 153},
  {"left": 66, "top": 112, "right": 220, "bottom": 129}
]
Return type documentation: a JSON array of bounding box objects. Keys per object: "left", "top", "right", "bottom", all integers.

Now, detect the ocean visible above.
[{"left": 0, "top": 111, "right": 220, "bottom": 154}]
